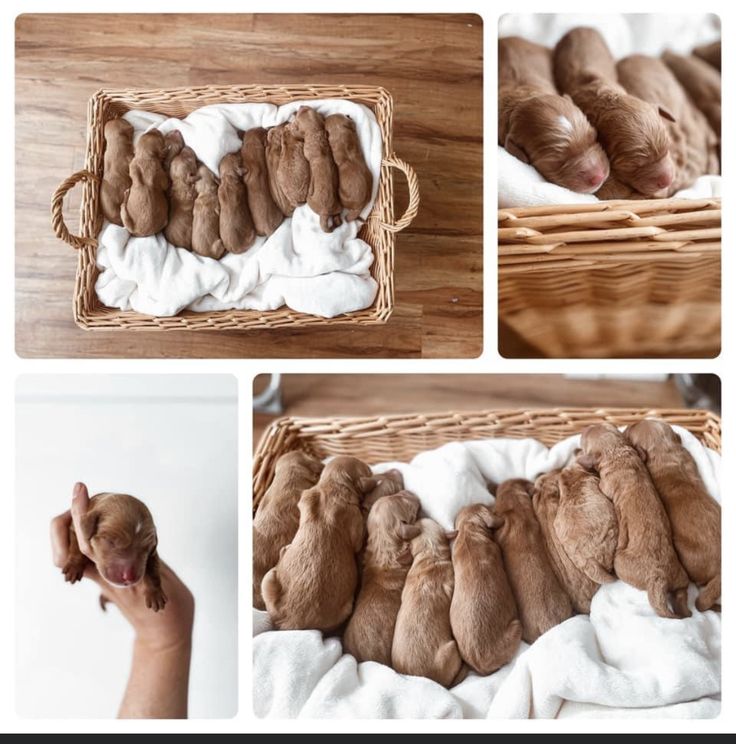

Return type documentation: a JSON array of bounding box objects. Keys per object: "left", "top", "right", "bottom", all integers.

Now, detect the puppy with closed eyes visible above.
[
  {"left": 164, "top": 145, "right": 199, "bottom": 250},
  {"left": 265, "top": 124, "right": 295, "bottom": 217},
  {"left": 191, "top": 165, "right": 226, "bottom": 259},
  {"left": 241, "top": 127, "right": 284, "bottom": 237},
  {"left": 219, "top": 152, "right": 257, "bottom": 254},
  {"left": 100, "top": 118, "right": 135, "bottom": 226},
  {"left": 279, "top": 122, "right": 311, "bottom": 210}
]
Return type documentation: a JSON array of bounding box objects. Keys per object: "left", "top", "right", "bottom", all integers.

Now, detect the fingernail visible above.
[{"left": 73, "top": 482, "right": 85, "bottom": 499}]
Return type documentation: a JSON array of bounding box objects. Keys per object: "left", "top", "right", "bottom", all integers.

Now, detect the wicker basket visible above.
[
  {"left": 51, "top": 84, "right": 419, "bottom": 330},
  {"left": 253, "top": 407, "right": 721, "bottom": 509},
  {"left": 498, "top": 198, "right": 721, "bottom": 357}
]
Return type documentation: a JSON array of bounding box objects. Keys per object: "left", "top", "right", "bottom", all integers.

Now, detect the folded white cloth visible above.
[
  {"left": 253, "top": 426, "right": 721, "bottom": 718},
  {"left": 95, "top": 100, "right": 383, "bottom": 318}
]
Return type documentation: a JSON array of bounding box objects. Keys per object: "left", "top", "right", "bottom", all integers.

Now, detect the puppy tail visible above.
[
  {"left": 696, "top": 574, "right": 721, "bottom": 612},
  {"left": 583, "top": 559, "right": 616, "bottom": 585},
  {"left": 647, "top": 579, "right": 678, "bottom": 619},
  {"left": 346, "top": 208, "right": 362, "bottom": 222}
]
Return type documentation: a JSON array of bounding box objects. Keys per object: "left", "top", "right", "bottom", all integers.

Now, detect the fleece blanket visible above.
[
  {"left": 253, "top": 426, "right": 721, "bottom": 719},
  {"left": 497, "top": 13, "right": 722, "bottom": 208},
  {"left": 95, "top": 100, "right": 383, "bottom": 318}
]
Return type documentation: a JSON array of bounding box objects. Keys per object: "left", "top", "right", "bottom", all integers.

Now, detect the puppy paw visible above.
[
  {"left": 144, "top": 586, "right": 168, "bottom": 612},
  {"left": 62, "top": 558, "right": 86, "bottom": 584}
]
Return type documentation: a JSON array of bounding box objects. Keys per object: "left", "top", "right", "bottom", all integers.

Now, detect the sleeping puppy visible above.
[
  {"left": 450, "top": 504, "right": 523, "bottom": 674},
  {"left": 392, "top": 518, "right": 462, "bottom": 687},
  {"left": 191, "top": 165, "right": 226, "bottom": 259},
  {"left": 163, "top": 130, "right": 185, "bottom": 170},
  {"left": 361, "top": 469, "right": 404, "bottom": 515},
  {"left": 555, "top": 458, "right": 618, "bottom": 586},
  {"left": 219, "top": 152, "right": 257, "bottom": 253},
  {"left": 343, "top": 491, "right": 421, "bottom": 665},
  {"left": 279, "top": 122, "right": 311, "bottom": 210},
  {"left": 241, "top": 128, "right": 284, "bottom": 237},
  {"left": 120, "top": 129, "right": 170, "bottom": 236},
  {"left": 499, "top": 36, "right": 609, "bottom": 193},
  {"left": 265, "top": 124, "right": 295, "bottom": 217},
  {"left": 164, "top": 146, "right": 198, "bottom": 250},
  {"left": 100, "top": 118, "right": 134, "bottom": 226},
  {"left": 625, "top": 419, "right": 721, "bottom": 612},
  {"left": 494, "top": 480, "right": 573, "bottom": 643},
  {"left": 324, "top": 113, "right": 373, "bottom": 221},
  {"left": 261, "top": 456, "right": 374, "bottom": 631},
  {"left": 252, "top": 450, "right": 323, "bottom": 610},
  {"left": 61, "top": 492, "right": 166, "bottom": 612},
  {"left": 579, "top": 423, "right": 691, "bottom": 619},
  {"left": 292, "top": 107, "right": 343, "bottom": 232}
]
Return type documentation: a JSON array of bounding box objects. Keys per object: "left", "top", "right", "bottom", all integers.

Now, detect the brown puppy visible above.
[
  {"left": 554, "top": 27, "right": 677, "bottom": 199},
  {"left": 499, "top": 36, "right": 609, "bottom": 193},
  {"left": 292, "top": 107, "right": 343, "bottom": 233},
  {"left": 450, "top": 504, "right": 523, "bottom": 673},
  {"left": 343, "top": 491, "right": 421, "bottom": 665},
  {"left": 494, "top": 480, "right": 573, "bottom": 644},
  {"left": 100, "top": 119, "right": 134, "bottom": 226},
  {"left": 556, "top": 459, "right": 618, "bottom": 586},
  {"left": 164, "top": 146, "right": 198, "bottom": 250},
  {"left": 120, "top": 129, "right": 170, "bottom": 236},
  {"left": 61, "top": 492, "right": 166, "bottom": 612},
  {"left": 579, "top": 423, "right": 691, "bottom": 619},
  {"left": 279, "top": 123, "right": 311, "bottom": 209},
  {"left": 324, "top": 114, "right": 373, "bottom": 221},
  {"left": 532, "top": 470, "right": 599, "bottom": 614},
  {"left": 191, "top": 165, "right": 226, "bottom": 259},
  {"left": 261, "top": 456, "right": 373, "bottom": 631},
  {"left": 392, "top": 519, "right": 462, "bottom": 687},
  {"left": 218, "top": 152, "right": 257, "bottom": 254},
  {"left": 265, "top": 124, "right": 296, "bottom": 217},
  {"left": 163, "top": 130, "right": 185, "bottom": 170},
  {"left": 693, "top": 40, "right": 721, "bottom": 71},
  {"left": 252, "top": 450, "right": 324, "bottom": 610},
  {"left": 625, "top": 419, "right": 721, "bottom": 612},
  {"left": 241, "top": 128, "right": 284, "bottom": 237},
  {"left": 362, "top": 469, "right": 404, "bottom": 515}
]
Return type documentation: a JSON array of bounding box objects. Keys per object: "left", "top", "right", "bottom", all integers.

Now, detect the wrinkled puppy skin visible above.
[
  {"left": 279, "top": 122, "right": 311, "bottom": 209},
  {"left": 62, "top": 492, "right": 167, "bottom": 612},
  {"left": 218, "top": 152, "right": 257, "bottom": 254},
  {"left": 100, "top": 118, "right": 135, "bottom": 226},
  {"left": 241, "top": 127, "right": 284, "bottom": 237},
  {"left": 191, "top": 164, "right": 225, "bottom": 259},
  {"left": 164, "top": 146, "right": 199, "bottom": 250},
  {"left": 265, "top": 124, "right": 295, "bottom": 217}
]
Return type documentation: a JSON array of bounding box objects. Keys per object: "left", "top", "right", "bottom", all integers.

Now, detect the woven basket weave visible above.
[
  {"left": 252, "top": 407, "right": 721, "bottom": 509},
  {"left": 499, "top": 198, "right": 721, "bottom": 357},
  {"left": 51, "top": 84, "right": 419, "bottom": 330}
]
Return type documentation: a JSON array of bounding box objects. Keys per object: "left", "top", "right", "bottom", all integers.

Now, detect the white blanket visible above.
[
  {"left": 253, "top": 426, "right": 721, "bottom": 719},
  {"left": 95, "top": 100, "right": 383, "bottom": 318},
  {"left": 497, "top": 14, "right": 721, "bottom": 208}
]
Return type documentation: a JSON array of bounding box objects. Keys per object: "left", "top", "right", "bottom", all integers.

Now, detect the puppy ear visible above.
[
  {"left": 359, "top": 476, "right": 379, "bottom": 494},
  {"left": 576, "top": 452, "right": 597, "bottom": 471},
  {"left": 398, "top": 523, "right": 421, "bottom": 541},
  {"left": 658, "top": 105, "right": 676, "bottom": 123},
  {"left": 482, "top": 509, "right": 503, "bottom": 529},
  {"left": 504, "top": 136, "right": 530, "bottom": 164}
]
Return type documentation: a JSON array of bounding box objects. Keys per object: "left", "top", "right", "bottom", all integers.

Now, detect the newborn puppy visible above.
[
  {"left": 219, "top": 152, "right": 257, "bottom": 253},
  {"left": 241, "top": 128, "right": 284, "bottom": 237},
  {"left": 494, "top": 480, "right": 573, "bottom": 644},
  {"left": 343, "top": 491, "right": 421, "bottom": 665},
  {"left": 556, "top": 459, "right": 618, "bottom": 585},
  {"left": 693, "top": 40, "right": 721, "bottom": 71},
  {"left": 120, "top": 129, "right": 170, "bottom": 236},
  {"left": 324, "top": 113, "right": 373, "bottom": 221},
  {"left": 61, "top": 492, "right": 166, "bottom": 612},
  {"left": 625, "top": 420, "right": 721, "bottom": 611},
  {"left": 555, "top": 27, "right": 676, "bottom": 199},
  {"left": 499, "top": 36, "right": 609, "bottom": 193},
  {"left": 164, "top": 146, "right": 198, "bottom": 250},
  {"left": 450, "top": 504, "right": 523, "bottom": 673},
  {"left": 361, "top": 469, "right": 404, "bottom": 515},
  {"left": 265, "top": 124, "right": 295, "bottom": 217},
  {"left": 261, "top": 456, "right": 373, "bottom": 631},
  {"left": 191, "top": 165, "right": 225, "bottom": 259},
  {"left": 532, "top": 470, "right": 599, "bottom": 614},
  {"left": 292, "top": 107, "right": 343, "bottom": 232},
  {"left": 163, "top": 130, "right": 185, "bottom": 170},
  {"left": 579, "top": 423, "right": 690, "bottom": 619},
  {"left": 279, "top": 122, "right": 311, "bottom": 209},
  {"left": 392, "top": 519, "right": 462, "bottom": 687},
  {"left": 252, "top": 450, "right": 323, "bottom": 610},
  {"left": 100, "top": 118, "right": 134, "bottom": 226}
]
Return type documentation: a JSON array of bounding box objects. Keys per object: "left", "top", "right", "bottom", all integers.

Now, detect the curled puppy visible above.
[
  {"left": 241, "top": 128, "right": 284, "bottom": 237},
  {"left": 324, "top": 113, "right": 373, "bottom": 220},
  {"left": 392, "top": 518, "right": 462, "bottom": 687},
  {"left": 261, "top": 456, "right": 373, "bottom": 631},
  {"left": 292, "top": 107, "right": 343, "bottom": 232},
  {"left": 163, "top": 129, "right": 185, "bottom": 170},
  {"left": 61, "top": 492, "right": 166, "bottom": 612},
  {"left": 494, "top": 480, "right": 573, "bottom": 644},
  {"left": 343, "top": 491, "right": 421, "bottom": 665},
  {"left": 579, "top": 423, "right": 690, "bottom": 619},
  {"left": 499, "top": 36, "right": 609, "bottom": 193},
  {"left": 362, "top": 469, "right": 404, "bottom": 515},
  {"left": 191, "top": 165, "right": 225, "bottom": 259},
  {"left": 164, "top": 146, "right": 198, "bottom": 250},
  {"left": 100, "top": 118, "right": 134, "bottom": 226},
  {"left": 252, "top": 450, "right": 323, "bottom": 610},
  {"left": 265, "top": 124, "right": 295, "bottom": 217},
  {"left": 625, "top": 419, "right": 721, "bottom": 612},
  {"left": 556, "top": 458, "right": 618, "bottom": 585},
  {"left": 219, "top": 152, "right": 257, "bottom": 254},
  {"left": 120, "top": 129, "right": 169, "bottom": 236},
  {"left": 450, "top": 504, "right": 523, "bottom": 673},
  {"left": 279, "top": 123, "right": 311, "bottom": 209}
]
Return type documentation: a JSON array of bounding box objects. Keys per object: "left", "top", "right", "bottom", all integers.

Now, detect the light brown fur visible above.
[
  {"left": 163, "top": 130, "right": 185, "bottom": 170},
  {"left": 279, "top": 122, "right": 311, "bottom": 209},
  {"left": 164, "top": 146, "right": 198, "bottom": 250},
  {"left": 191, "top": 165, "right": 225, "bottom": 259},
  {"left": 241, "top": 127, "right": 285, "bottom": 237},
  {"left": 218, "top": 152, "right": 257, "bottom": 254},
  {"left": 265, "top": 124, "right": 295, "bottom": 217},
  {"left": 100, "top": 118, "right": 134, "bottom": 226},
  {"left": 361, "top": 469, "right": 405, "bottom": 515},
  {"left": 693, "top": 40, "right": 720, "bottom": 72}
]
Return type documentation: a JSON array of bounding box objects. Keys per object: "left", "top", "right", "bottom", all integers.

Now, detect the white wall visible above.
[{"left": 15, "top": 375, "right": 238, "bottom": 719}]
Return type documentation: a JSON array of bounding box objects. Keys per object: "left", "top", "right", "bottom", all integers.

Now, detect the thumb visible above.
[{"left": 71, "top": 482, "right": 93, "bottom": 557}]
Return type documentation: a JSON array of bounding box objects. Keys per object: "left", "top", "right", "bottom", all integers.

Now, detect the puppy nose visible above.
[
  {"left": 121, "top": 567, "right": 137, "bottom": 584},
  {"left": 587, "top": 168, "right": 605, "bottom": 187},
  {"left": 657, "top": 172, "right": 673, "bottom": 189}
]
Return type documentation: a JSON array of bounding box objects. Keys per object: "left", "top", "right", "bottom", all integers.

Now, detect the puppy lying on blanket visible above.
[
  {"left": 219, "top": 152, "right": 257, "bottom": 254},
  {"left": 279, "top": 122, "right": 311, "bottom": 212},
  {"left": 100, "top": 119, "right": 134, "bottom": 226},
  {"left": 241, "top": 127, "right": 284, "bottom": 237},
  {"left": 192, "top": 165, "right": 225, "bottom": 259},
  {"left": 266, "top": 124, "right": 296, "bottom": 218},
  {"left": 164, "top": 145, "right": 198, "bottom": 250}
]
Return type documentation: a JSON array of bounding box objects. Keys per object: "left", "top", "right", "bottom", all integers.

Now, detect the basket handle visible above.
[
  {"left": 51, "top": 169, "right": 99, "bottom": 249},
  {"left": 380, "top": 155, "right": 419, "bottom": 233}
]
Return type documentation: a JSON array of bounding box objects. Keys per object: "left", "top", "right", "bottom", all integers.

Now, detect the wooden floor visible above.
[{"left": 15, "top": 13, "right": 482, "bottom": 358}]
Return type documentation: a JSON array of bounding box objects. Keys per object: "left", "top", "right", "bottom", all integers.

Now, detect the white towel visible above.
[{"left": 95, "top": 99, "right": 383, "bottom": 318}]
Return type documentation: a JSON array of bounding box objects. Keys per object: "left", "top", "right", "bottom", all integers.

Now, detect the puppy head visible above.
[
  {"left": 275, "top": 450, "right": 324, "bottom": 478},
  {"left": 104, "top": 118, "right": 134, "bottom": 140},
  {"left": 195, "top": 165, "right": 218, "bottom": 195},
  {"left": 170, "top": 146, "right": 198, "bottom": 181},
  {"left": 579, "top": 423, "right": 625, "bottom": 469},
  {"left": 454, "top": 502, "right": 499, "bottom": 531},
  {"left": 321, "top": 456, "right": 374, "bottom": 493},
  {"left": 266, "top": 124, "right": 286, "bottom": 147},
  {"left": 324, "top": 113, "right": 355, "bottom": 139},
  {"left": 242, "top": 127, "right": 267, "bottom": 151},
  {"left": 533, "top": 469, "right": 561, "bottom": 501},
  {"left": 137, "top": 129, "right": 166, "bottom": 159},
  {"left": 368, "top": 490, "right": 421, "bottom": 541},
  {"left": 410, "top": 518, "right": 453, "bottom": 558},
  {"left": 292, "top": 106, "right": 323, "bottom": 136},
  {"left": 219, "top": 152, "right": 245, "bottom": 180},
  {"left": 164, "top": 130, "right": 185, "bottom": 163},
  {"left": 494, "top": 478, "right": 535, "bottom": 515},
  {"left": 624, "top": 419, "right": 680, "bottom": 459}
]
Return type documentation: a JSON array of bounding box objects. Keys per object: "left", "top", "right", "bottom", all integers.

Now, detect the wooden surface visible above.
[{"left": 15, "top": 13, "right": 482, "bottom": 358}]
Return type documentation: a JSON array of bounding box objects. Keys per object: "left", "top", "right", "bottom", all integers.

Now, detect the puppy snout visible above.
[
  {"left": 106, "top": 564, "right": 139, "bottom": 586},
  {"left": 585, "top": 166, "right": 606, "bottom": 188}
]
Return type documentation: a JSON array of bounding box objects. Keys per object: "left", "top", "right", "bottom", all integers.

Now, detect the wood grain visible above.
[{"left": 15, "top": 13, "right": 483, "bottom": 358}]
